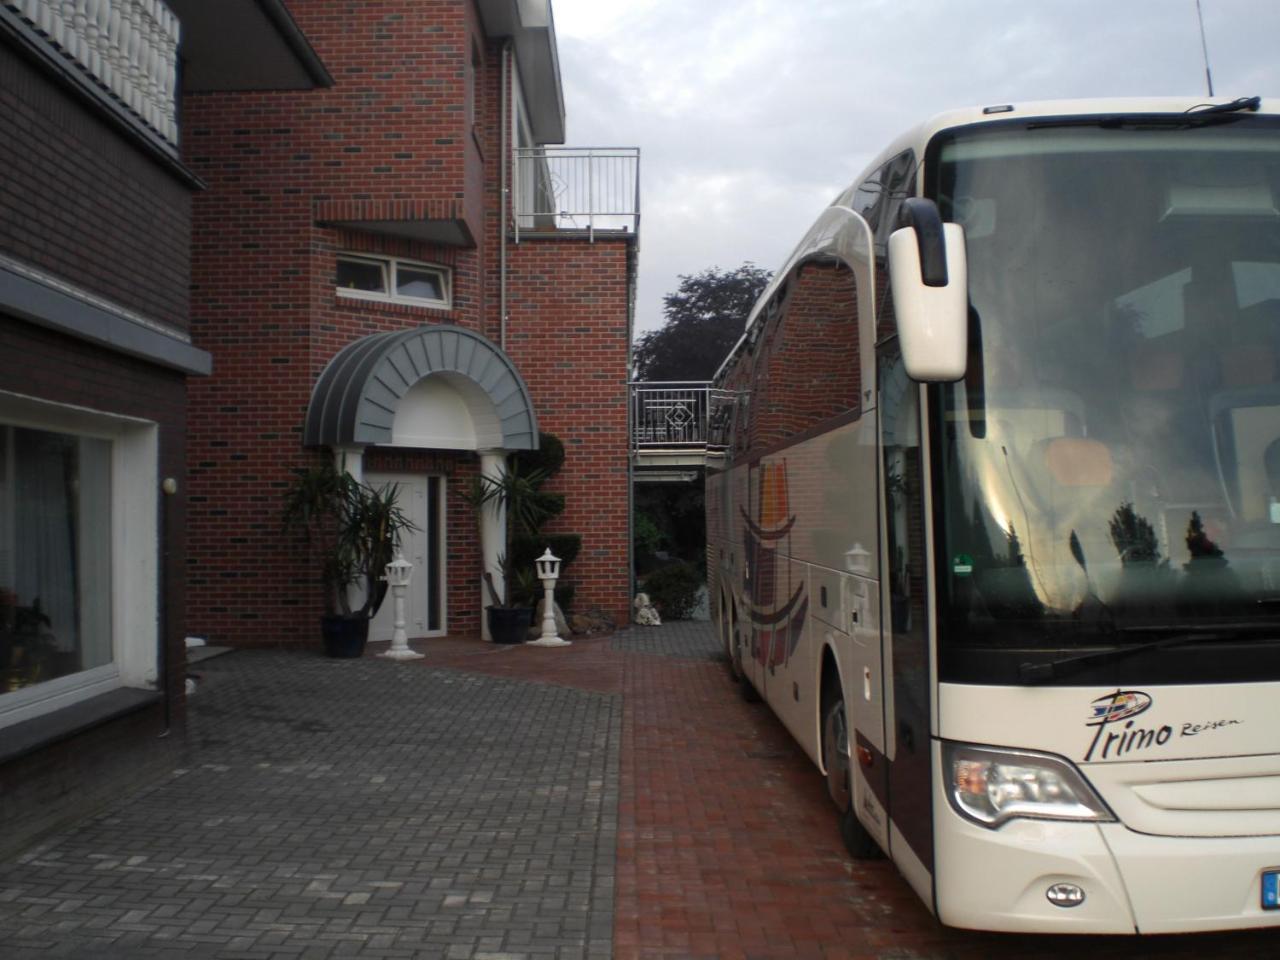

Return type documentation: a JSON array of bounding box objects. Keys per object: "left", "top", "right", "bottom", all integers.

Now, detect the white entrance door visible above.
[{"left": 366, "top": 473, "right": 444, "bottom": 641}]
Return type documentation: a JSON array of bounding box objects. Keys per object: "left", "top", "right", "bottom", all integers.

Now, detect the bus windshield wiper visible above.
[
  {"left": 1026, "top": 97, "right": 1262, "bottom": 131},
  {"left": 1187, "top": 96, "right": 1262, "bottom": 115},
  {"left": 1018, "top": 622, "right": 1280, "bottom": 685}
]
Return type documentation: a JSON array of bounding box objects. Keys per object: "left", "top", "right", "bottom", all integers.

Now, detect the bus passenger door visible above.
[{"left": 877, "top": 341, "right": 936, "bottom": 909}]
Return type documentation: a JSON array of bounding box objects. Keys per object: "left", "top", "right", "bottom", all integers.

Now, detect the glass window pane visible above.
[
  {"left": 336, "top": 258, "right": 387, "bottom": 293},
  {"left": 1, "top": 426, "right": 112, "bottom": 694},
  {"left": 396, "top": 267, "right": 444, "bottom": 302},
  {"left": 1234, "top": 260, "right": 1280, "bottom": 310}
]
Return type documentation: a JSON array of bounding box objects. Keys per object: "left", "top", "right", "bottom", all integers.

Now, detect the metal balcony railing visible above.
[
  {"left": 515, "top": 147, "right": 640, "bottom": 242},
  {"left": 5, "top": 0, "right": 179, "bottom": 144},
  {"left": 631, "top": 381, "right": 726, "bottom": 455}
]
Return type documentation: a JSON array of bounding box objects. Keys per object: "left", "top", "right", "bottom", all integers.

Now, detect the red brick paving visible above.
[{"left": 401, "top": 632, "right": 1278, "bottom": 958}]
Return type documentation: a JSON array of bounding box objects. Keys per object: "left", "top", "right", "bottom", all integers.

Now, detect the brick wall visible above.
[
  {"left": 505, "top": 237, "right": 634, "bottom": 626},
  {"left": 0, "top": 48, "right": 190, "bottom": 330},
  {"left": 183, "top": 0, "right": 635, "bottom": 644},
  {"left": 182, "top": 0, "right": 482, "bottom": 243},
  {"left": 183, "top": 0, "right": 491, "bottom": 646}
]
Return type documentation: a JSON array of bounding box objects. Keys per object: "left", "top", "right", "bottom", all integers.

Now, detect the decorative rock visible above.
[
  {"left": 569, "top": 608, "right": 616, "bottom": 636},
  {"left": 633, "top": 592, "right": 662, "bottom": 626}
]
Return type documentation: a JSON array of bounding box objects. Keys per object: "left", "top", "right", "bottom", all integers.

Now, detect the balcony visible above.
[
  {"left": 631, "top": 381, "right": 730, "bottom": 476},
  {"left": 515, "top": 147, "right": 641, "bottom": 242},
  {"left": 3, "top": 0, "right": 179, "bottom": 145}
]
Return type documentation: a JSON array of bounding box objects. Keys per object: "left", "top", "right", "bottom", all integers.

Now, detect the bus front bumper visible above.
[{"left": 934, "top": 805, "right": 1280, "bottom": 933}]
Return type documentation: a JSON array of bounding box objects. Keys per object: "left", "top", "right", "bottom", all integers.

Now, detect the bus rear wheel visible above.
[
  {"left": 735, "top": 629, "right": 761, "bottom": 702},
  {"left": 823, "top": 696, "right": 882, "bottom": 860},
  {"left": 723, "top": 600, "right": 741, "bottom": 682}
]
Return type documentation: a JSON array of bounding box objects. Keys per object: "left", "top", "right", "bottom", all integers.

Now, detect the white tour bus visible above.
[{"left": 706, "top": 97, "right": 1280, "bottom": 934}]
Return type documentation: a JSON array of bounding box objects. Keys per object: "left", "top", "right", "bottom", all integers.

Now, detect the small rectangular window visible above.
[
  {"left": 336, "top": 254, "right": 450, "bottom": 309},
  {"left": 396, "top": 266, "right": 444, "bottom": 302},
  {"left": 336, "top": 257, "right": 387, "bottom": 294}
]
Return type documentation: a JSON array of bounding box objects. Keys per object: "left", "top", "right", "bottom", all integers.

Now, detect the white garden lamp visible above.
[
  {"left": 379, "top": 553, "right": 423, "bottom": 660},
  {"left": 528, "top": 548, "right": 571, "bottom": 647}
]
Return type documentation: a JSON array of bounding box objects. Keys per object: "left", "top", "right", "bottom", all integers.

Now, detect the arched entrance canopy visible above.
[{"left": 303, "top": 324, "right": 538, "bottom": 450}]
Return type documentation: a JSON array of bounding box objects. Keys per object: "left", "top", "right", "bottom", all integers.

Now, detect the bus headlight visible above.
[{"left": 944, "top": 743, "right": 1115, "bottom": 829}]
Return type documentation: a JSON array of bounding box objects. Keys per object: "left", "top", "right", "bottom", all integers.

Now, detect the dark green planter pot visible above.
[
  {"left": 321, "top": 614, "right": 369, "bottom": 658},
  {"left": 487, "top": 606, "right": 533, "bottom": 645}
]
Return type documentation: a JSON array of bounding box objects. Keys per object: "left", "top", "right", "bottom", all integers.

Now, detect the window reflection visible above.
[
  {"left": 747, "top": 261, "right": 860, "bottom": 453},
  {"left": 932, "top": 121, "right": 1280, "bottom": 651},
  {"left": 1, "top": 426, "right": 112, "bottom": 693}
]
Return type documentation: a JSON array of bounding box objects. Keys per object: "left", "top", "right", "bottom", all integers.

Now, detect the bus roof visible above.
[{"left": 855, "top": 96, "right": 1276, "bottom": 198}]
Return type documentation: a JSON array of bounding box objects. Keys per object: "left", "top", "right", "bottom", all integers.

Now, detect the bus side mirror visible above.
[{"left": 889, "top": 198, "right": 969, "bottom": 382}]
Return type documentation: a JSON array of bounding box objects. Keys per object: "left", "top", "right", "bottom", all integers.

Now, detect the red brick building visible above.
[
  {"left": 0, "top": 0, "right": 329, "bottom": 854},
  {"left": 182, "top": 0, "right": 638, "bottom": 645}
]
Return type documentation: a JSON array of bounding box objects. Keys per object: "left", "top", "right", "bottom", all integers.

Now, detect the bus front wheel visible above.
[{"left": 824, "top": 696, "right": 883, "bottom": 860}]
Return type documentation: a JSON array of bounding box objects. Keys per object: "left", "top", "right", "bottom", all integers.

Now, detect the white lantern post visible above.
[
  {"left": 528, "top": 548, "right": 571, "bottom": 647},
  {"left": 379, "top": 553, "right": 423, "bottom": 660}
]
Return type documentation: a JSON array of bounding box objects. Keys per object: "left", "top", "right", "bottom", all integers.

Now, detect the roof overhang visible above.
[
  {"left": 323, "top": 219, "right": 475, "bottom": 248},
  {"left": 168, "top": 0, "right": 332, "bottom": 92},
  {"left": 477, "top": 0, "right": 565, "bottom": 144}
]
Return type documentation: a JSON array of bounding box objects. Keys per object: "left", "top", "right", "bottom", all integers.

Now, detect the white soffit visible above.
[{"left": 476, "top": 0, "right": 565, "bottom": 144}]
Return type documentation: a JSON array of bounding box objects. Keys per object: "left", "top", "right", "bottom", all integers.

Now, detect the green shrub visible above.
[
  {"left": 514, "top": 432, "right": 565, "bottom": 477},
  {"left": 642, "top": 560, "right": 704, "bottom": 621},
  {"left": 498, "top": 431, "right": 582, "bottom": 612},
  {"left": 510, "top": 533, "right": 582, "bottom": 612},
  {"left": 633, "top": 512, "right": 665, "bottom": 575}
]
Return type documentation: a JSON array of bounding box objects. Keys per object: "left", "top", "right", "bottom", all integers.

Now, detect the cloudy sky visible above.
[{"left": 548, "top": 0, "right": 1280, "bottom": 337}]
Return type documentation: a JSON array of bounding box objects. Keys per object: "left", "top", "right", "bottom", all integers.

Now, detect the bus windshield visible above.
[{"left": 930, "top": 116, "right": 1280, "bottom": 684}]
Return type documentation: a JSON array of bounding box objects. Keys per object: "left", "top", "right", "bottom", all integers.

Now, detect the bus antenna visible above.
[{"left": 1195, "top": 0, "right": 1215, "bottom": 97}]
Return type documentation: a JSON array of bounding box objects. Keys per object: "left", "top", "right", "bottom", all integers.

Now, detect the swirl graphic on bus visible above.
[{"left": 741, "top": 460, "right": 807, "bottom": 668}]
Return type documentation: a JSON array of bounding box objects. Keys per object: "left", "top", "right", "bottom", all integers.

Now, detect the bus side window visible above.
[
  {"left": 871, "top": 150, "right": 919, "bottom": 344},
  {"left": 732, "top": 354, "right": 754, "bottom": 457},
  {"left": 767, "top": 259, "right": 862, "bottom": 440},
  {"left": 744, "top": 281, "right": 789, "bottom": 456}
]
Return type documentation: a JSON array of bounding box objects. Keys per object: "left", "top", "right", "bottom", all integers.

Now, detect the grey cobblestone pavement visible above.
[
  {"left": 0, "top": 649, "right": 622, "bottom": 960},
  {"left": 609, "top": 620, "right": 719, "bottom": 661}
]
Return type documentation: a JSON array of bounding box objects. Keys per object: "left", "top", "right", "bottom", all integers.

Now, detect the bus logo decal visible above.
[
  {"left": 1084, "top": 690, "right": 1173, "bottom": 761},
  {"left": 1086, "top": 690, "right": 1151, "bottom": 726}
]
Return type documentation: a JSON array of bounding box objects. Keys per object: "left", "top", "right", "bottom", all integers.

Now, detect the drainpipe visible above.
[
  {"left": 499, "top": 39, "right": 511, "bottom": 350},
  {"left": 159, "top": 475, "right": 177, "bottom": 736}
]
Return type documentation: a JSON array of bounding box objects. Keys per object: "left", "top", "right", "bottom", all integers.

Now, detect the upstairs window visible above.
[{"left": 336, "top": 255, "right": 450, "bottom": 309}]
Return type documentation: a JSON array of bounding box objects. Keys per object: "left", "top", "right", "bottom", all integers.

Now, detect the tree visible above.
[{"left": 632, "top": 262, "right": 771, "bottom": 381}]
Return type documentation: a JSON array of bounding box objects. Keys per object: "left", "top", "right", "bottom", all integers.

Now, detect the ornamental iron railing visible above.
[{"left": 631, "top": 381, "right": 729, "bottom": 455}]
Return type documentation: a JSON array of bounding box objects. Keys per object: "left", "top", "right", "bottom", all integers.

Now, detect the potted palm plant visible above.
[
  {"left": 462, "top": 458, "right": 551, "bottom": 643},
  {"left": 282, "top": 460, "right": 414, "bottom": 657}
]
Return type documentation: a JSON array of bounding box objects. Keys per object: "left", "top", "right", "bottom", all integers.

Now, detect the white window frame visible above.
[
  {"left": 336, "top": 254, "right": 451, "bottom": 310},
  {"left": 0, "top": 390, "right": 158, "bottom": 729}
]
